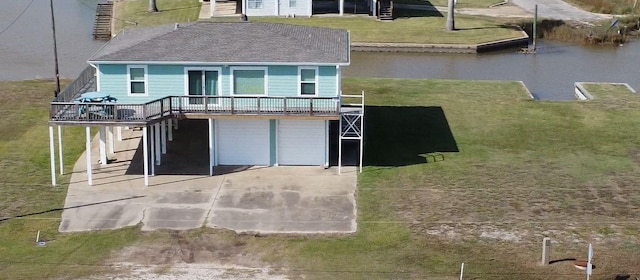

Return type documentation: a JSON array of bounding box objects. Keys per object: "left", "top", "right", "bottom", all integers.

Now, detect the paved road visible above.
[{"left": 510, "top": 0, "right": 611, "bottom": 22}]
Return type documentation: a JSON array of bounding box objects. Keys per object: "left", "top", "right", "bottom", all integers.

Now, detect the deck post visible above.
[
  {"left": 150, "top": 126, "right": 156, "bottom": 176},
  {"left": 339, "top": 0, "right": 344, "bottom": 15},
  {"left": 99, "top": 126, "right": 107, "bottom": 165},
  {"left": 107, "top": 126, "right": 114, "bottom": 155},
  {"left": 168, "top": 119, "right": 173, "bottom": 141},
  {"left": 154, "top": 123, "right": 161, "bottom": 165},
  {"left": 49, "top": 126, "right": 57, "bottom": 186},
  {"left": 161, "top": 120, "right": 167, "bottom": 154},
  {"left": 86, "top": 126, "right": 93, "bottom": 186},
  {"left": 209, "top": 119, "right": 214, "bottom": 176},
  {"left": 57, "top": 126, "right": 64, "bottom": 175},
  {"left": 142, "top": 126, "right": 149, "bottom": 186},
  {"left": 174, "top": 118, "right": 179, "bottom": 130},
  {"left": 117, "top": 126, "right": 122, "bottom": 141}
]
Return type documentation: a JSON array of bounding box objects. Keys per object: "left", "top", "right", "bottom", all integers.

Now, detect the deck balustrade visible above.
[{"left": 50, "top": 95, "right": 341, "bottom": 124}]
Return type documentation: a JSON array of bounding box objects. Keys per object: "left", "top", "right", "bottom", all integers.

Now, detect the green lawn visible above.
[
  {"left": 0, "top": 80, "right": 140, "bottom": 279},
  {"left": 113, "top": 0, "right": 201, "bottom": 33},
  {"left": 237, "top": 16, "right": 524, "bottom": 44},
  {"left": 4, "top": 78, "right": 640, "bottom": 279},
  {"left": 113, "top": 0, "right": 525, "bottom": 45}
]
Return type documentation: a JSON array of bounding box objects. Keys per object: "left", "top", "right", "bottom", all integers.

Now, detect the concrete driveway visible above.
[
  {"left": 510, "top": 0, "right": 611, "bottom": 22},
  {"left": 59, "top": 128, "right": 357, "bottom": 234}
]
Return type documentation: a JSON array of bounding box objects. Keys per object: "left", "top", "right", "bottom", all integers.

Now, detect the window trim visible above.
[
  {"left": 127, "top": 65, "right": 148, "bottom": 96},
  {"left": 298, "top": 66, "right": 318, "bottom": 97},
  {"left": 230, "top": 66, "right": 268, "bottom": 96}
]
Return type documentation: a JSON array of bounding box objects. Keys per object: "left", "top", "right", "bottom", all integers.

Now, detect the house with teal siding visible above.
[{"left": 48, "top": 21, "right": 362, "bottom": 186}]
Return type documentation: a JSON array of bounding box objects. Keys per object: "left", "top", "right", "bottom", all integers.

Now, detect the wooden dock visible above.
[{"left": 92, "top": 3, "right": 113, "bottom": 41}]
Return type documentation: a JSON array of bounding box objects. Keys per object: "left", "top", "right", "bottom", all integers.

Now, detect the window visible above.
[
  {"left": 128, "top": 66, "right": 147, "bottom": 95},
  {"left": 299, "top": 68, "right": 317, "bottom": 95},
  {"left": 289, "top": 0, "right": 296, "bottom": 7},
  {"left": 247, "top": 0, "right": 263, "bottom": 9},
  {"left": 232, "top": 68, "right": 266, "bottom": 95}
]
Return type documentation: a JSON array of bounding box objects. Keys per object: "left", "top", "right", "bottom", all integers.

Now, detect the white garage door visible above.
[
  {"left": 217, "top": 120, "right": 269, "bottom": 165},
  {"left": 278, "top": 120, "right": 325, "bottom": 165}
]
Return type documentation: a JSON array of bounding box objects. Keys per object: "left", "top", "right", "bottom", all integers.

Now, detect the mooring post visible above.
[{"left": 541, "top": 237, "right": 551, "bottom": 265}]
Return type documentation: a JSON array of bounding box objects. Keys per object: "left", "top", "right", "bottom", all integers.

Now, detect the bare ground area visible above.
[{"left": 87, "top": 230, "right": 290, "bottom": 279}]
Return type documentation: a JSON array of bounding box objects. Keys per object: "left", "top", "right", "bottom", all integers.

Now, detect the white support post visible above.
[
  {"left": 57, "top": 126, "right": 64, "bottom": 175},
  {"left": 107, "top": 126, "right": 114, "bottom": 155},
  {"left": 117, "top": 126, "right": 122, "bottom": 141},
  {"left": 142, "top": 126, "right": 149, "bottom": 186},
  {"left": 339, "top": 0, "right": 344, "bottom": 15},
  {"left": 174, "top": 118, "right": 179, "bottom": 130},
  {"left": 168, "top": 119, "right": 173, "bottom": 141},
  {"left": 86, "top": 126, "right": 93, "bottom": 186},
  {"left": 161, "top": 120, "right": 167, "bottom": 154},
  {"left": 150, "top": 126, "right": 156, "bottom": 176},
  {"left": 359, "top": 91, "right": 365, "bottom": 173},
  {"left": 99, "top": 126, "right": 107, "bottom": 165},
  {"left": 209, "top": 119, "right": 214, "bottom": 176},
  {"left": 154, "top": 123, "right": 161, "bottom": 165},
  {"left": 325, "top": 120, "right": 329, "bottom": 168},
  {"left": 338, "top": 117, "right": 343, "bottom": 175},
  {"left": 49, "top": 126, "right": 57, "bottom": 186}
]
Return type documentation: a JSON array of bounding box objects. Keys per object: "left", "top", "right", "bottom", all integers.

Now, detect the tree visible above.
[
  {"left": 148, "top": 0, "right": 159, "bottom": 13},
  {"left": 446, "top": 0, "right": 455, "bottom": 31}
]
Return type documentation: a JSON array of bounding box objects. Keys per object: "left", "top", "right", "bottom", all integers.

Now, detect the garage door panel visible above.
[
  {"left": 278, "top": 120, "right": 324, "bottom": 165},
  {"left": 218, "top": 120, "right": 269, "bottom": 165}
]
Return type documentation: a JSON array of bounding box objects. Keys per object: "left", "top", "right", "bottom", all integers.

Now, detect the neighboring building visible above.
[
  {"left": 48, "top": 21, "right": 363, "bottom": 186},
  {"left": 207, "top": 0, "right": 383, "bottom": 18}
]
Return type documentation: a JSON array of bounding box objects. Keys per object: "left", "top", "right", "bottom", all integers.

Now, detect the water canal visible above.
[{"left": 1, "top": 0, "right": 638, "bottom": 100}]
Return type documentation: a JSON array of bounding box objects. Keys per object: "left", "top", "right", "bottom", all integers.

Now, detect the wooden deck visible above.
[{"left": 50, "top": 95, "right": 341, "bottom": 126}]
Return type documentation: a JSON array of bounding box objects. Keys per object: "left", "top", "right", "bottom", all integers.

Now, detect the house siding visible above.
[
  {"left": 246, "top": 0, "right": 277, "bottom": 16},
  {"left": 97, "top": 64, "right": 339, "bottom": 102},
  {"left": 279, "top": 0, "right": 312, "bottom": 16},
  {"left": 318, "top": 66, "right": 337, "bottom": 97}
]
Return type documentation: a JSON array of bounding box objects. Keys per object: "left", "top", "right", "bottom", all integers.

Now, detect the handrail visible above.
[
  {"left": 54, "top": 66, "right": 96, "bottom": 102},
  {"left": 50, "top": 95, "right": 342, "bottom": 123}
]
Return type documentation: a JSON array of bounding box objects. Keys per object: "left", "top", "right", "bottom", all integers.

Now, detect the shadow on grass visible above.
[
  {"left": 393, "top": 0, "right": 443, "bottom": 18},
  {"left": 549, "top": 257, "right": 576, "bottom": 264},
  {"left": 393, "top": 8, "right": 443, "bottom": 18},
  {"left": 364, "top": 106, "right": 458, "bottom": 167},
  {"left": 0, "top": 196, "right": 145, "bottom": 223}
]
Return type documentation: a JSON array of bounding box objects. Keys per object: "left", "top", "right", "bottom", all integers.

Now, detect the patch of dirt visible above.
[{"left": 96, "top": 230, "right": 289, "bottom": 280}]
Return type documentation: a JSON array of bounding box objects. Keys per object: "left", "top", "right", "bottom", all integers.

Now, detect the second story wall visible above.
[{"left": 96, "top": 64, "right": 340, "bottom": 104}]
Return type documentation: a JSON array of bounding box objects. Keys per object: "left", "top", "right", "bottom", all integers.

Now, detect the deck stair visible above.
[
  {"left": 93, "top": 3, "right": 113, "bottom": 41},
  {"left": 378, "top": 0, "right": 393, "bottom": 20},
  {"left": 212, "top": 0, "right": 238, "bottom": 17}
]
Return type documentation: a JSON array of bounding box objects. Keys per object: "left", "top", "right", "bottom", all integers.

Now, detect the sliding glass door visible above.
[{"left": 188, "top": 70, "right": 218, "bottom": 105}]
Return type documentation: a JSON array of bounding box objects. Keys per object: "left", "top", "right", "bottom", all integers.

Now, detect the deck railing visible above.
[
  {"left": 54, "top": 66, "right": 96, "bottom": 102},
  {"left": 50, "top": 95, "right": 340, "bottom": 124}
]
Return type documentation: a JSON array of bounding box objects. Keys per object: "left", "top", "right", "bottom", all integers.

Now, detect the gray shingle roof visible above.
[{"left": 89, "top": 22, "right": 349, "bottom": 65}]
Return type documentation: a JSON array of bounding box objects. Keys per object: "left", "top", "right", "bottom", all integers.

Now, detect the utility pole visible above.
[
  {"left": 532, "top": 4, "right": 538, "bottom": 52},
  {"left": 50, "top": 0, "right": 61, "bottom": 97},
  {"left": 446, "top": 0, "right": 455, "bottom": 31}
]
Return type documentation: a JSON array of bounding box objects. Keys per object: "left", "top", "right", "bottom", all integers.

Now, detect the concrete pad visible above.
[
  {"left": 209, "top": 167, "right": 357, "bottom": 233},
  {"left": 59, "top": 126, "right": 358, "bottom": 234}
]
